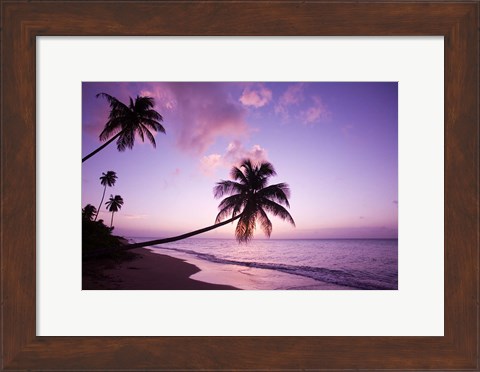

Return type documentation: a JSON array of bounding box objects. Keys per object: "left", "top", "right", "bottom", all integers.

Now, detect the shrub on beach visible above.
[{"left": 82, "top": 217, "right": 124, "bottom": 257}]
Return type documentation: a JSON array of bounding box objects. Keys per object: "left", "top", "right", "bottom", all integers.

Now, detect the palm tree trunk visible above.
[
  {"left": 110, "top": 211, "right": 115, "bottom": 227},
  {"left": 94, "top": 185, "right": 107, "bottom": 221},
  {"left": 83, "top": 214, "right": 242, "bottom": 259},
  {"left": 82, "top": 132, "right": 122, "bottom": 163},
  {"left": 126, "top": 214, "right": 242, "bottom": 249}
]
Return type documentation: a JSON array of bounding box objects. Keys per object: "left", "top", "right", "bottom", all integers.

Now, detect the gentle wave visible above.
[{"left": 151, "top": 244, "right": 397, "bottom": 290}]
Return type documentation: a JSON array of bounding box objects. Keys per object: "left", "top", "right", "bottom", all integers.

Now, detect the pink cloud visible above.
[
  {"left": 224, "top": 140, "right": 268, "bottom": 165},
  {"left": 143, "top": 83, "right": 250, "bottom": 154},
  {"left": 275, "top": 83, "right": 305, "bottom": 120},
  {"left": 200, "top": 141, "right": 269, "bottom": 176},
  {"left": 200, "top": 154, "right": 223, "bottom": 175},
  {"left": 301, "top": 96, "right": 330, "bottom": 125},
  {"left": 123, "top": 214, "right": 148, "bottom": 220},
  {"left": 239, "top": 85, "right": 272, "bottom": 108},
  {"left": 139, "top": 88, "right": 176, "bottom": 111},
  {"left": 280, "top": 83, "right": 304, "bottom": 105}
]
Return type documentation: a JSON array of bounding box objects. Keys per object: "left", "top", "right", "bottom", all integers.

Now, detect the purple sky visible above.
[{"left": 82, "top": 82, "right": 398, "bottom": 239}]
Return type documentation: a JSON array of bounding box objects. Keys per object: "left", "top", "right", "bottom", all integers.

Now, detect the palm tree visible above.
[
  {"left": 82, "top": 93, "right": 166, "bottom": 162},
  {"left": 105, "top": 195, "right": 124, "bottom": 228},
  {"left": 82, "top": 204, "right": 97, "bottom": 221},
  {"left": 94, "top": 171, "right": 117, "bottom": 221},
  {"left": 213, "top": 159, "right": 295, "bottom": 242},
  {"left": 126, "top": 159, "right": 294, "bottom": 249}
]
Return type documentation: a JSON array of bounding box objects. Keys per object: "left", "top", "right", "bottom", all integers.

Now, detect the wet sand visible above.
[{"left": 82, "top": 248, "right": 239, "bottom": 290}]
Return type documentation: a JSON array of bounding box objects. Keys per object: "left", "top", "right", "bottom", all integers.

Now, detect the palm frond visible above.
[
  {"left": 213, "top": 180, "right": 246, "bottom": 199},
  {"left": 143, "top": 127, "right": 157, "bottom": 147},
  {"left": 235, "top": 212, "right": 256, "bottom": 243},
  {"left": 82, "top": 204, "right": 97, "bottom": 221},
  {"left": 240, "top": 158, "right": 254, "bottom": 172},
  {"left": 134, "top": 96, "right": 155, "bottom": 112},
  {"left": 230, "top": 166, "right": 248, "bottom": 184},
  {"left": 215, "top": 194, "right": 246, "bottom": 223},
  {"left": 136, "top": 125, "right": 146, "bottom": 142},
  {"left": 143, "top": 109, "right": 164, "bottom": 122},
  {"left": 257, "top": 183, "right": 291, "bottom": 207},
  {"left": 99, "top": 119, "right": 124, "bottom": 141},
  {"left": 257, "top": 161, "right": 277, "bottom": 178},
  {"left": 106, "top": 194, "right": 124, "bottom": 212},
  {"left": 260, "top": 198, "right": 295, "bottom": 226},
  {"left": 96, "top": 93, "right": 129, "bottom": 112},
  {"left": 100, "top": 171, "right": 117, "bottom": 186},
  {"left": 141, "top": 117, "right": 166, "bottom": 132},
  {"left": 256, "top": 207, "right": 272, "bottom": 237},
  {"left": 117, "top": 130, "right": 135, "bottom": 151}
]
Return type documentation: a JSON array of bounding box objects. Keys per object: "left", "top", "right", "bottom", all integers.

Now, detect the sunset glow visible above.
[{"left": 82, "top": 82, "right": 398, "bottom": 239}]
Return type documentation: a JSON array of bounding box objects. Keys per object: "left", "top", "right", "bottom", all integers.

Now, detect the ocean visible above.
[{"left": 131, "top": 238, "right": 398, "bottom": 290}]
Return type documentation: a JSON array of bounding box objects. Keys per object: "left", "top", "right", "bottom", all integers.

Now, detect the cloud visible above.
[
  {"left": 142, "top": 83, "right": 250, "bottom": 154},
  {"left": 225, "top": 140, "right": 268, "bottom": 165},
  {"left": 280, "top": 83, "right": 304, "bottom": 105},
  {"left": 239, "top": 84, "right": 272, "bottom": 108},
  {"left": 200, "top": 140, "right": 269, "bottom": 176},
  {"left": 122, "top": 214, "right": 148, "bottom": 220},
  {"left": 274, "top": 84, "right": 330, "bottom": 125},
  {"left": 139, "top": 88, "right": 176, "bottom": 111},
  {"left": 301, "top": 96, "right": 330, "bottom": 125},
  {"left": 275, "top": 83, "right": 305, "bottom": 120},
  {"left": 200, "top": 154, "right": 223, "bottom": 175}
]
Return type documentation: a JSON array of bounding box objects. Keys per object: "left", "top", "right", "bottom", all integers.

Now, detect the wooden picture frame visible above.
[{"left": 1, "top": 1, "right": 478, "bottom": 370}]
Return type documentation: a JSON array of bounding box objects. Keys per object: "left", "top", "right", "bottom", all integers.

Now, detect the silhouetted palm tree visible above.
[
  {"left": 82, "top": 204, "right": 97, "bottom": 221},
  {"left": 214, "top": 159, "right": 295, "bottom": 242},
  {"left": 94, "top": 171, "right": 117, "bottom": 221},
  {"left": 82, "top": 93, "right": 165, "bottom": 162},
  {"left": 105, "top": 195, "right": 124, "bottom": 228},
  {"left": 126, "top": 159, "right": 294, "bottom": 249}
]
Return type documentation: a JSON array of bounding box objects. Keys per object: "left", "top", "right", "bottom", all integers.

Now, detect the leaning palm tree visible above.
[
  {"left": 82, "top": 93, "right": 166, "bottom": 162},
  {"left": 82, "top": 204, "right": 97, "bottom": 221},
  {"left": 126, "top": 159, "right": 294, "bottom": 249},
  {"left": 105, "top": 195, "right": 124, "bottom": 228},
  {"left": 94, "top": 171, "right": 117, "bottom": 221}
]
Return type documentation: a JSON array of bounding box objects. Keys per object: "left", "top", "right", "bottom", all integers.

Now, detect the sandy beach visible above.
[{"left": 82, "top": 247, "right": 239, "bottom": 290}]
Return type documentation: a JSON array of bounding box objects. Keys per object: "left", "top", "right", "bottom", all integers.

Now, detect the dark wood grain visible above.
[{"left": 1, "top": 1, "right": 478, "bottom": 370}]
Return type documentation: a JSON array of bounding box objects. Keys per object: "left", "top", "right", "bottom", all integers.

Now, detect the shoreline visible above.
[
  {"left": 82, "top": 247, "right": 239, "bottom": 290},
  {"left": 148, "top": 246, "right": 354, "bottom": 290}
]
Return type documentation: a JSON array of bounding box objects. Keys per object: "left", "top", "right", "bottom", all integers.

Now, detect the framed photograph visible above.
[
  {"left": 80, "top": 81, "right": 399, "bottom": 292},
  {"left": 1, "top": 1, "right": 478, "bottom": 370}
]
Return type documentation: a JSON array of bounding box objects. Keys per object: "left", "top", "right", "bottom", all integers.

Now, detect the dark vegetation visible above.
[{"left": 82, "top": 213, "right": 131, "bottom": 260}]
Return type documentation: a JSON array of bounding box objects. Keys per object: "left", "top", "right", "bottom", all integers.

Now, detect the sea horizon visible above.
[{"left": 128, "top": 236, "right": 398, "bottom": 241}]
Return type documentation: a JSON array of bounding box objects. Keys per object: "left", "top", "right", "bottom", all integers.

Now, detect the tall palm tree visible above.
[
  {"left": 82, "top": 204, "right": 97, "bottom": 221},
  {"left": 105, "top": 195, "right": 124, "bottom": 228},
  {"left": 94, "top": 171, "right": 117, "bottom": 221},
  {"left": 82, "top": 93, "right": 166, "bottom": 162},
  {"left": 126, "top": 159, "right": 294, "bottom": 249}
]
